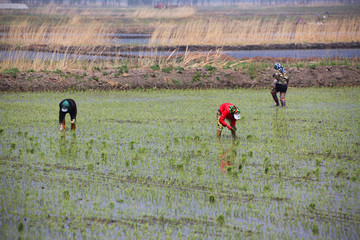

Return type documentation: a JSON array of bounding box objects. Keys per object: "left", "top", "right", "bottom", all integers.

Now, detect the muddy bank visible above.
[
  {"left": 1, "top": 42, "right": 360, "bottom": 56},
  {"left": 1, "top": 65, "right": 359, "bottom": 92}
]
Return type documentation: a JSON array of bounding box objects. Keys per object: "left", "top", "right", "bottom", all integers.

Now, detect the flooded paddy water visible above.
[
  {"left": 1, "top": 48, "right": 360, "bottom": 61},
  {"left": 0, "top": 88, "right": 359, "bottom": 239},
  {"left": 1, "top": 33, "right": 360, "bottom": 61}
]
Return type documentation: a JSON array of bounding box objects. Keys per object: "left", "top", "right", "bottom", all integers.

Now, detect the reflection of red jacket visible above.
[{"left": 218, "top": 103, "right": 236, "bottom": 127}]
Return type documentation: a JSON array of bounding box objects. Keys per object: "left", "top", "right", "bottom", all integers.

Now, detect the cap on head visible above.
[
  {"left": 61, "top": 100, "right": 70, "bottom": 112},
  {"left": 274, "top": 62, "right": 285, "bottom": 73},
  {"left": 234, "top": 113, "right": 241, "bottom": 120},
  {"left": 229, "top": 105, "right": 240, "bottom": 119}
]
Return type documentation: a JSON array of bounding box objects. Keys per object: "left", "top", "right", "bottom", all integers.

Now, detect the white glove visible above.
[
  {"left": 71, "top": 119, "right": 76, "bottom": 124},
  {"left": 272, "top": 79, "right": 277, "bottom": 87},
  {"left": 60, "top": 125, "right": 64, "bottom": 131}
]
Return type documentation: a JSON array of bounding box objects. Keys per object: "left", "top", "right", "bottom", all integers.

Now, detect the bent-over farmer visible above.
[
  {"left": 271, "top": 62, "right": 289, "bottom": 107},
  {"left": 59, "top": 99, "right": 77, "bottom": 131},
  {"left": 217, "top": 103, "right": 241, "bottom": 140}
]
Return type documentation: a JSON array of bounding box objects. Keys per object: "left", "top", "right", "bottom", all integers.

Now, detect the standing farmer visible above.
[
  {"left": 217, "top": 103, "right": 241, "bottom": 140},
  {"left": 59, "top": 99, "right": 77, "bottom": 131},
  {"left": 271, "top": 63, "right": 289, "bottom": 107}
]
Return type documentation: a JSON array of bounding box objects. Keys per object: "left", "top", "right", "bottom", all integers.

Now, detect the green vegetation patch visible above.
[{"left": 3, "top": 68, "right": 20, "bottom": 78}]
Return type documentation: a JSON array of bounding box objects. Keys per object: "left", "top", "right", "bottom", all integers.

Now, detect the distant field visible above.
[{"left": 0, "top": 88, "right": 359, "bottom": 239}]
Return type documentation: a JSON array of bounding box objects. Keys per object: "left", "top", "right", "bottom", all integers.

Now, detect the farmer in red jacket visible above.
[{"left": 217, "top": 103, "right": 241, "bottom": 140}]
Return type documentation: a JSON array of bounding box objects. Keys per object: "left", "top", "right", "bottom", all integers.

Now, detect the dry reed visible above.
[
  {"left": 133, "top": 7, "right": 196, "bottom": 19},
  {"left": 29, "top": 5, "right": 124, "bottom": 16},
  {"left": 0, "top": 47, "right": 227, "bottom": 72},
  {"left": 0, "top": 49, "right": 125, "bottom": 71},
  {"left": 3, "top": 17, "right": 112, "bottom": 46},
  {"left": 150, "top": 17, "right": 360, "bottom": 45}
]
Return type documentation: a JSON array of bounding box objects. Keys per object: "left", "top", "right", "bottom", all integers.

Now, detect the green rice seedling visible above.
[
  {"left": 18, "top": 222, "right": 24, "bottom": 232},
  {"left": 172, "top": 79, "right": 182, "bottom": 86},
  {"left": 129, "top": 141, "right": 135, "bottom": 150},
  {"left": 161, "top": 66, "right": 173, "bottom": 73},
  {"left": 192, "top": 71, "right": 201, "bottom": 82},
  {"left": 63, "top": 190, "right": 70, "bottom": 200},
  {"left": 175, "top": 163, "right": 184, "bottom": 171},
  {"left": 150, "top": 64, "right": 160, "bottom": 71},
  {"left": 86, "top": 163, "right": 95, "bottom": 171},
  {"left": 312, "top": 224, "right": 319, "bottom": 234},
  {"left": 2, "top": 68, "right": 20, "bottom": 78},
  {"left": 216, "top": 214, "right": 225, "bottom": 225},
  {"left": 175, "top": 66, "right": 184, "bottom": 73},
  {"left": 204, "top": 65, "right": 216, "bottom": 74},
  {"left": 196, "top": 166, "right": 203, "bottom": 176},
  {"left": 308, "top": 203, "right": 316, "bottom": 213}
]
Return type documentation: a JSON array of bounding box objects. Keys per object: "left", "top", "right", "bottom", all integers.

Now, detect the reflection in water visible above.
[
  {"left": 1, "top": 48, "right": 359, "bottom": 61},
  {"left": 59, "top": 132, "right": 78, "bottom": 162},
  {"left": 217, "top": 140, "right": 237, "bottom": 173},
  {"left": 271, "top": 108, "right": 289, "bottom": 151}
]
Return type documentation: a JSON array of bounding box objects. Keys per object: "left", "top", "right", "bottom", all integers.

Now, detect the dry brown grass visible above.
[
  {"left": 0, "top": 47, "right": 228, "bottom": 72},
  {"left": 0, "top": 48, "right": 125, "bottom": 71},
  {"left": 3, "top": 17, "right": 112, "bottom": 46},
  {"left": 28, "top": 5, "right": 124, "bottom": 16},
  {"left": 132, "top": 7, "right": 196, "bottom": 19},
  {"left": 150, "top": 17, "right": 360, "bottom": 45}
]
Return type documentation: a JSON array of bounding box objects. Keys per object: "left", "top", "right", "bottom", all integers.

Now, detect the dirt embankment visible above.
[{"left": 1, "top": 65, "right": 359, "bottom": 92}]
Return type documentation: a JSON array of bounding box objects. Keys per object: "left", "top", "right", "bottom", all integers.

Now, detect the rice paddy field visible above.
[{"left": 0, "top": 88, "right": 359, "bottom": 239}]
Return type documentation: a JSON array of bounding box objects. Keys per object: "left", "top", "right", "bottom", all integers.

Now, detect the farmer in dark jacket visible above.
[
  {"left": 271, "top": 63, "right": 289, "bottom": 107},
  {"left": 59, "top": 99, "right": 77, "bottom": 131}
]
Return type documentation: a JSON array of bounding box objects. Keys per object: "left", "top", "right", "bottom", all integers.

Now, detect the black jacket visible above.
[{"left": 59, "top": 99, "right": 77, "bottom": 123}]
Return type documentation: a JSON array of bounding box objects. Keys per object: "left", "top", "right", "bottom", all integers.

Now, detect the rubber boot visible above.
[
  {"left": 62, "top": 119, "right": 65, "bottom": 130},
  {"left": 71, "top": 122, "right": 76, "bottom": 131},
  {"left": 272, "top": 93, "right": 280, "bottom": 106},
  {"left": 231, "top": 130, "right": 237, "bottom": 141},
  {"left": 216, "top": 130, "right": 222, "bottom": 138},
  {"left": 281, "top": 99, "right": 286, "bottom": 107}
]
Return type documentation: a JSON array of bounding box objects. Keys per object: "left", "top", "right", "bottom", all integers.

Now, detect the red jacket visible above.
[{"left": 218, "top": 103, "right": 236, "bottom": 127}]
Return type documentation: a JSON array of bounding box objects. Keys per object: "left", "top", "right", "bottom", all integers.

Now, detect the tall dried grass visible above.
[
  {"left": 0, "top": 48, "right": 127, "bottom": 71},
  {"left": 0, "top": 47, "right": 227, "bottom": 72},
  {"left": 29, "top": 5, "right": 123, "bottom": 16},
  {"left": 3, "top": 17, "right": 112, "bottom": 46},
  {"left": 150, "top": 17, "right": 360, "bottom": 45},
  {"left": 133, "top": 7, "right": 196, "bottom": 19},
  {"left": 1, "top": 52, "right": 82, "bottom": 71}
]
